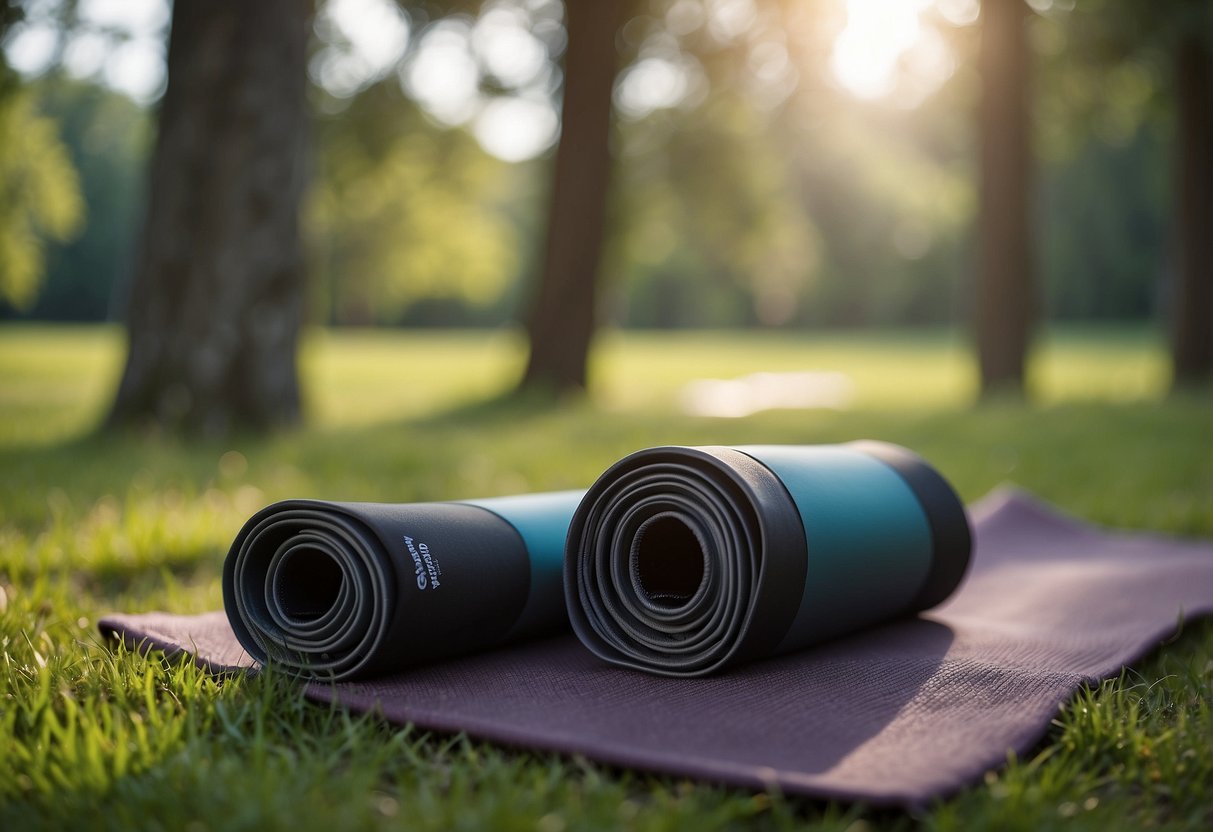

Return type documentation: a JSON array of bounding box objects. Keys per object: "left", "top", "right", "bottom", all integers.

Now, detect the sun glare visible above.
[{"left": 830, "top": 0, "right": 934, "bottom": 99}]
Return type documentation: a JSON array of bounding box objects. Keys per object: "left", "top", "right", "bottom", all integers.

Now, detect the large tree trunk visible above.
[
  {"left": 518, "top": 0, "right": 626, "bottom": 394},
  {"left": 1172, "top": 33, "right": 1213, "bottom": 388},
  {"left": 975, "top": 0, "right": 1035, "bottom": 397},
  {"left": 108, "top": 0, "right": 311, "bottom": 434}
]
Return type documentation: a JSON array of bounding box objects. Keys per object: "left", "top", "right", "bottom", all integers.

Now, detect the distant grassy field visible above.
[{"left": 1, "top": 323, "right": 1210, "bottom": 831}]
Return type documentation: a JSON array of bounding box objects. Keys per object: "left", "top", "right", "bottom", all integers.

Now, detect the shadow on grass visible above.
[
  {"left": 76, "top": 552, "right": 223, "bottom": 598},
  {"left": 408, "top": 384, "right": 588, "bottom": 429}
]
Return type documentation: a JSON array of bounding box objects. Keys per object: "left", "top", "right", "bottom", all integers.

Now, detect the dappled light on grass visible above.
[
  {"left": 0, "top": 325, "right": 123, "bottom": 447},
  {"left": 680, "top": 370, "right": 854, "bottom": 417},
  {"left": 0, "top": 325, "right": 1175, "bottom": 449},
  {"left": 1030, "top": 327, "right": 1171, "bottom": 404},
  {"left": 595, "top": 327, "right": 1169, "bottom": 413},
  {"left": 299, "top": 328, "right": 526, "bottom": 428}
]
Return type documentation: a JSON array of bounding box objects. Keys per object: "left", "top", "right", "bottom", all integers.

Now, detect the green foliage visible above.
[
  {"left": 307, "top": 83, "right": 523, "bottom": 325},
  {"left": 0, "top": 85, "right": 85, "bottom": 309},
  {"left": 1032, "top": 6, "right": 1169, "bottom": 163},
  {"left": 613, "top": 92, "right": 822, "bottom": 327},
  {"left": 610, "top": 0, "right": 978, "bottom": 329},
  {"left": 788, "top": 99, "right": 974, "bottom": 326},
  {"left": 25, "top": 77, "right": 149, "bottom": 321},
  {"left": 0, "top": 324, "right": 1211, "bottom": 829},
  {"left": 1042, "top": 123, "right": 1168, "bottom": 319},
  {"left": 0, "top": 0, "right": 1203, "bottom": 332},
  {"left": 1029, "top": 0, "right": 1211, "bottom": 323}
]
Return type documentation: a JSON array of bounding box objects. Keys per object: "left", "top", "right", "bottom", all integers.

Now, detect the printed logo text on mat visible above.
[{"left": 404, "top": 535, "right": 442, "bottom": 590}]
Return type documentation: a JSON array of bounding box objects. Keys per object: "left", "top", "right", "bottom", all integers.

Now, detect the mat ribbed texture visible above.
[{"left": 99, "top": 489, "right": 1213, "bottom": 806}]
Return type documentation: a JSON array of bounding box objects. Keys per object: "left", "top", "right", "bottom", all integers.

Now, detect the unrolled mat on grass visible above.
[{"left": 100, "top": 489, "right": 1213, "bottom": 807}]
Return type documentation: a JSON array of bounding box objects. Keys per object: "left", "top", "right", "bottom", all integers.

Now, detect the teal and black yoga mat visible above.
[
  {"left": 222, "top": 491, "right": 583, "bottom": 680},
  {"left": 565, "top": 441, "right": 971, "bottom": 676},
  {"left": 104, "top": 479, "right": 1213, "bottom": 805}
]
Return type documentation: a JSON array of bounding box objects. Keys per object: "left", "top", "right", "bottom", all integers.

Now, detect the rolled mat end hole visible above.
[
  {"left": 632, "top": 514, "right": 707, "bottom": 608},
  {"left": 276, "top": 546, "right": 343, "bottom": 621}
]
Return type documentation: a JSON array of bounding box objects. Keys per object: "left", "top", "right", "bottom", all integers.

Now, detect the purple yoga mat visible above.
[{"left": 99, "top": 489, "right": 1213, "bottom": 807}]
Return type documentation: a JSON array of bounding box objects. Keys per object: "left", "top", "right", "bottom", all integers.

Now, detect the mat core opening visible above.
[
  {"left": 276, "top": 546, "right": 342, "bottom": 621},
  {"left": 632, "top": 514, "right": 706, "bottom": 608}
]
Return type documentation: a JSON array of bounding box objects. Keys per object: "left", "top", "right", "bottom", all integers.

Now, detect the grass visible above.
[{"left": 0, "top": 322, "right": 1210, "bottom": 831}]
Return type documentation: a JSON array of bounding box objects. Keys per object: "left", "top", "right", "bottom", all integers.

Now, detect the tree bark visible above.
[
  {"left": 975, "top": 0, "right": 1035, "bottom": 397},
  {"left": 1172, "top": 32, "right": 1213, "bottom": 388},
  {"left": 518, "top": 0, "right": 626, "bottom": 394},
  {"left": 108, "top": 0, "right": 311, "bottom": 434}
]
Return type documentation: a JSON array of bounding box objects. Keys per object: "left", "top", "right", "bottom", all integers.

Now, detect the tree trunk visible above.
[
  {"left": 975, "top": 0, "right": 1035, "bottom": 397},
  {"left": 518, "top": 0, "right": 626, "bottom": 394},
  {"left": 1172, "top": 33, "right": 1213, "bottom": 388},
  {"left": 108, "top": 0, "right": 311, "bottom": 434}
]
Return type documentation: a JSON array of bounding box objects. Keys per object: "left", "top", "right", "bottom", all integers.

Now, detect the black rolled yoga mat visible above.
[
  {"left": 101, "top": 488, "right": 1213, "bottom": 806},
  {"left": 221, "top": 491, "right": 583, "bottom": 680},
  {"left": 565, "top": 441, "right": 971, "bottom": 676}
]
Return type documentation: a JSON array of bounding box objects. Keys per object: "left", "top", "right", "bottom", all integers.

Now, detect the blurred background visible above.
[
  {"left": 0, "top": 0, "right": 1209, "bottom": 439},
  {"left": 3, "top": 6, "right": 1212, "bottom": 823}
]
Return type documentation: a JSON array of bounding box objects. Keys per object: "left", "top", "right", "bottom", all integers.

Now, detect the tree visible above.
[
  {"left": 108, "top": 0, "right": 311, "bottom": 434},
  {"left": 517, "top": 0, "right": 628, "bottom": 394},
  {"left": 975, "top": 0, "right": 1035, "bottom": 397},
  {"left": 1172, "top": 27, "right": 1212, "bottom": 387},
  {"left": 1051, "top": 0, "right": 1212, "bottom": 388}
]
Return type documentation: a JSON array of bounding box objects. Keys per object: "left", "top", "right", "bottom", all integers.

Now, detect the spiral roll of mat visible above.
[
  {"left": 223, "top": 491, "right": 582, "bottom": 680},
  {"left": 564, "top": 441, "right": 971, "bottom": 676}
]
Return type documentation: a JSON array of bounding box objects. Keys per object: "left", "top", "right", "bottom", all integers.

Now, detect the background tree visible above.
[
  {"left": 1054, "top": 0, "right": 1213, "bottom": 388},
  {"left": 518, "top": 0, "right": 629, "bottom": 394},
  {"left": 1171, "top": 16, "right": 1212, "bottom": 387},
  {"left": 975, "top": 0, "right": 1035, "bottom": 397},
  {"left": 4, "top": 0, "right": 1203, "bottom": 378},
  {"left": 108, "top": 0, "right": 312, "bottom": 434}
]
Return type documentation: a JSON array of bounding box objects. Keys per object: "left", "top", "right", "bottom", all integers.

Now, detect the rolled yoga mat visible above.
[
  {"left": 222, "top": 491, "right": 583, "bottom": 680},
  {"left": 565, "top": 441, "right": 971, "bottom": 676},
  {"left": 101, "top": 489, "right": 1213, "bottom": 806}
]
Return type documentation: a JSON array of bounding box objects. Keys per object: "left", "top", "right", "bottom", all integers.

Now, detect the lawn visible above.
[{"left": 1, "top": 323, "right": 1210, "bottom": 830}]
